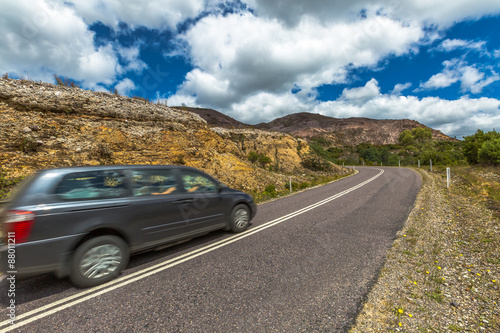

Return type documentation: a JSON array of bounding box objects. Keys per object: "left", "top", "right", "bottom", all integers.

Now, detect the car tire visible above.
[
  {"left": 70, "top": 235, "right": 129, "bottom": 288},
  {"left": 229, "top": 204, "right": 250, "bottom": 233}
]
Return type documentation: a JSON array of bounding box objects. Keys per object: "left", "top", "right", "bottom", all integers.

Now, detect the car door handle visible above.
[{"left": 172, "top": 199, "right": 194, "bottom": 204}]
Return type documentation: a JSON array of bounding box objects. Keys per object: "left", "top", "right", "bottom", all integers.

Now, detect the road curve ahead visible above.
[{"left": 0, "top": 167, "right": 421, "bottom": 333}]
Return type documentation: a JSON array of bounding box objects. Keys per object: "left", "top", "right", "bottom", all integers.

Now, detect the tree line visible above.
[{"left": 308, "top": 128, "right": 500, "bottom": 167}]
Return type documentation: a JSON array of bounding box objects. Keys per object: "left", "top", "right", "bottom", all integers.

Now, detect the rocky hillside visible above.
[
  {"left": 255, "top": 112, "right": 455, "bottom": 146},
  {"left": 0, "top": 78, "right": 344, "bottom": 196},
  {"left": 181, "top": 107, "right": 454, "bottom": 146}
]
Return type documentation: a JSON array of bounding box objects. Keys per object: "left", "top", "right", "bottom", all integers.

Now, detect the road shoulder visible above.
[{"left": 350, "top": 168, "right": 499, "bottom": 332}]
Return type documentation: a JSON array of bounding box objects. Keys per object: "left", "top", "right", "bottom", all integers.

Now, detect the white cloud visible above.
[
  {"left": 166, "top": 93, "right": 199, "bottom": 108},
  {"left": 418, "top": 59, "right": 500, "bottom": 93},
  {"left": 437, "top": 39, "right": 486, "bottom": 52},
  {"left": 170, "top": 12, "right": 423, "bottom": 110},
  {"left": 65, "top": 0, "right": 205, "bottom": 30},
  {"left": 115, "top": 78, "right": 136, "bottom": 95},
  {"left": 392, "top": 82, "right": 412, "bottom": 94},
  {"left": 118, "top": 46, "right": 147, "bottom": 73},
  {"left": 420, "top": 72, "right": 459, "bottom": 90},
  {"left": 198, "top": 77, "right": 500, "bottom": 138},
  {"left": 0, "top": 0, "right": 120, "bottom": 87},
  {"left": 312, "top": 90, "right": 500, "bottom": 138},
  {"left": 243, "top": 0, "right": 500, "bottom": 28},
  {"left": 230, "top": 92, "right": 310, "bottom": 124},
  {"left": 340, "top": 78, "right": 381, "bottom": 105}
]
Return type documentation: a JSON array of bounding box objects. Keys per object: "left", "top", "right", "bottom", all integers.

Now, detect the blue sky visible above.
[{"left": 1, "top": 0, "right": 500, "bottom": 138}]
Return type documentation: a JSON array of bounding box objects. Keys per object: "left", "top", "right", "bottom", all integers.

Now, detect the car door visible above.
[
  {"left": 47, "top": 169, "right": 132, "bottom": 242},
  {"left": 177, "top": 169, "right": 227, "bottom": 234},
  {"left": 127, "top": 168, "right": 190, "bottom": 249}
]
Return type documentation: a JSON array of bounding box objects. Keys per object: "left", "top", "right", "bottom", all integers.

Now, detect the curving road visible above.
[{"left": 0, "top": 167, "right": 421, "bottom": 333}]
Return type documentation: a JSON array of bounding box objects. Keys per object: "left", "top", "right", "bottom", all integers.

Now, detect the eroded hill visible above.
[{"left": 0, "top": 78, "right": 345, "bottom": 197}]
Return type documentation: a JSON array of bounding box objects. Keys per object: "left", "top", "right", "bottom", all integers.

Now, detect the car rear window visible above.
[
  {"left": 130, "top": 169, "right": 178, "bottom": 196},
  {"left": 54, "top": 170, "right": 128, "bottom": 200}
]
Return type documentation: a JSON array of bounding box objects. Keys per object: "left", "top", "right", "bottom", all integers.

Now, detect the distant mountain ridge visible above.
[{"left": 175, "top": 108, "right": 456, "bottom": 146}]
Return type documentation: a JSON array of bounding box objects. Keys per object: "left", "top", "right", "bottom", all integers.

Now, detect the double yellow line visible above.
[{"left": 0, "top": 168, "right": 383, "bottom": 332}]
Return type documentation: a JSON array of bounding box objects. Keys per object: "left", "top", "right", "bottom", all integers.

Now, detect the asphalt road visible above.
[{"left": 0, "top": 167, "right": 421, "bottom": 333}]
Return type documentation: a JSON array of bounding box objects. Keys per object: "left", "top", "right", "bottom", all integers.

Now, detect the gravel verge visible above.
[{"left": 350, "top": 168, "right": 499, "bottom": 332}]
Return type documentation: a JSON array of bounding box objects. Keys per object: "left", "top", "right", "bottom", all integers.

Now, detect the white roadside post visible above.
[
  {"left": 418, "top": 159, "right": 420, "bottom": 168},
  {"left": 430, "top": 159, "right": 433, "bottom": 172},
  {"left": 447, "top": 167, "right": 451, "bottom": 189},
  {"left": 289, "top": 177, "right": 292, "bottom": 193}
]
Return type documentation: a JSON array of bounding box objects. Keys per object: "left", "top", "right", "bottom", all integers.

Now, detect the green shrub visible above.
[
  {"left": 248, "top": 151, "right": 259, "bottom": 163},
  {"left": 463, "top": 130, "right": 500, "bottom": 165},
  {"left": 264, "top": 184, "right": 276, "bottom": 194},
  {"left": 258, "top": 154, "right": 272, "bottom": 167},
  {"left": 301, "top": 152, "right": 332, "bottom": 171},
  {"left": 478, "top": 138, "right": 500, "bottom": 165}
]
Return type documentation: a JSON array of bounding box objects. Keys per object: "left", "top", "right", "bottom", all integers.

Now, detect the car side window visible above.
[
  {"left": 55, "top": 171, "right": 127, "bottom": 200},
  {"left": 180, "top": 171, "right": 218, "bottom": 193},
  {"left": 130, "top": 169, "right": 178, "bottom": 196}
]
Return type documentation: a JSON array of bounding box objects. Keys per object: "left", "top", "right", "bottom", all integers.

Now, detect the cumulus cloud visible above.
[
  {"left": 230, "top": 92, "right": 310, "bottom": 124},
  {"left": 0, "top": 0, "right": 156, "bottom": 89},
  {"left": 166, "top": 1, "right": 500, "bottom": 137},
  {"left": 64, "top": 0, "right": 205, "bottom": 30},
  {"left": 203, "top": 77, "right": 500, "bottom": 138},
  {"left": 0, "top": 0, "right": 121, "bottom": 87},
  {"left": 243, "top": 0, "right": 500, "bottom": 28},
  {"left": 115, "top": 78, "right": 136, "bottom": 95},
  {"left": 313, "top": 90, "right": 500, "bottom": 138},
  {"left": 340, "top": 79, "right": 381, "bottom": 105},
  {"left": 418, "top": 59, "right": 500, "bottom": 93},
  {"left": 170, "top": 12, "right": 423, "bottom": 110}
]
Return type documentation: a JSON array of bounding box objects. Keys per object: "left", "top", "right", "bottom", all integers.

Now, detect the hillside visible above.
[
  {"left": 256, "top": 112, "right": 455, "bottom": 146},
  {"left": 180, "top": 107, "right": 455, "bottom": 146},
  {"left": 0, "top": 78, "right": 345, "bottom": 198}
]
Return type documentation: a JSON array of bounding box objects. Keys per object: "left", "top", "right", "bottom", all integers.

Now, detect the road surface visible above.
[{"left": 0, "top": 167, "right": 421, "bottom": 332}]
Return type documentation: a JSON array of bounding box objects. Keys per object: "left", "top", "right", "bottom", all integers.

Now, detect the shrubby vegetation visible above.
[
  {"left": 248, "top": 151, "right": 272, "bottom": 168},
  {"left": 397, "top": 128, "right": 465, "bottom": 166},
  {"left": 463, "top": 130, "right": 500, "bottom": 165},
  {"left": 308, "top": 128, "right": 470, "bottom": 167}
]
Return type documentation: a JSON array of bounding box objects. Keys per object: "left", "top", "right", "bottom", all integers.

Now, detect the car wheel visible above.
[
  {"left": 229, "top": 204, "right": 250, "bottom": 233},
  {"left": 70, "top": 235, "right": 129, "bottom": 288}
]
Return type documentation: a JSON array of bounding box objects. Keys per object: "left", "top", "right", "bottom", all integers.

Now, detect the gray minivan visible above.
[{"left": 0, "top": 165, "right": 256, "bottom": 287}]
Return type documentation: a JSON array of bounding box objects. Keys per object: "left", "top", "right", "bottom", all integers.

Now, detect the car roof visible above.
[{"left": 39, "top": 165, "right": 200, "bottom": 175}]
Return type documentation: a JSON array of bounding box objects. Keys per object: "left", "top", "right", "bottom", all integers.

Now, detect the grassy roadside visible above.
[
  {"left": 350, "top": 166, "right": 499, "bottom": 332},
  {"left": 251, "top": 168, "right": 355, "bottom": 204}
]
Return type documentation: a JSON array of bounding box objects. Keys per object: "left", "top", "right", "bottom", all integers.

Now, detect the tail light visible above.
[{"left": 3, "top": 210, "right": 35, "bottom": 244}]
